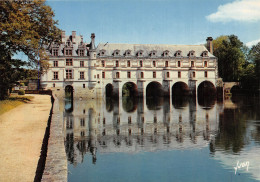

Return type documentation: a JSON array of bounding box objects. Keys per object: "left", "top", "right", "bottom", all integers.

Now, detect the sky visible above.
[{"left": 45, "top": 0, "right": 260, "bottom": 47}]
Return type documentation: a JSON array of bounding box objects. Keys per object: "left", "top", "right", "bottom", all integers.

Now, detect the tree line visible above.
[{"left": 213, "top": 35, "right": 260, "bottom": 94}]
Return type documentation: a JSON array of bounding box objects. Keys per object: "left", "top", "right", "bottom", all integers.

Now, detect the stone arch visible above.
[
  {"left": 122, "top": 96, "right": 138, "bottom": 113},
  {"left": 146, "top": 81, "right": 164, "bottom": 98},
  {"left": 197, "top": 81, "right": 216, "bottom": 97},
  {"left": 65, "top": 85, "right": 73, "bottom": 99},
  {"left": 105, "top": 83, "right": 113, "bottom": 98},
  {"left": 65, "top": 85, "right": 73, "bottom": 112},
  {"left": 172, "top": 82, "right": 189, "bottom": 96},
  {"left": 197, "top": 81, "right": 216, "bottom": 109},
  {"left": 122, "top": 82, "right": 138, "bottom": 97}
]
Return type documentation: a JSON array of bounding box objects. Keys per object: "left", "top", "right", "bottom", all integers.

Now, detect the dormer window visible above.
[
  {"left": 175, "top": 50, "right": 182, "bottom": 57},
  {"left": 125, "top": 50, "right": 131, "bottom": 56},
  {"left": 113, "top": 49, "right": 120, "bottom": 56},
  {"left": 150, "top": 50, "right": 157, "bottom": 57},
  {"left": 137, "top": 50, "right": 143, "bottom": 57},
  {"left": 202, "top": 51, "right": 208, "bottom": 57},
  {"left": 100, "top": 49, "right": 106, "bottom": 56},
  {"left": 66, "top": 40, "right": 71, "bottom": 47},
  {"left": 79, "top": 49, "right": 84, "bottom": 56},
  {"left": 189, "top": 51, "right": 195, "bottom": 58},
  {"left": 163, "top": 50, "right": 169, "bottom": 57},
  {"left": 53, "top": 49, "right": 58, "bottom": 56}
]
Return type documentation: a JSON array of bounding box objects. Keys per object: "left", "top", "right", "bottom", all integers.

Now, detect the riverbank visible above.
[
  {"left": 0, "top": 95, "right": 34, "bottom": 115},
  {"left": 0, "top": 94, "right": 52, "bottom": 182}
]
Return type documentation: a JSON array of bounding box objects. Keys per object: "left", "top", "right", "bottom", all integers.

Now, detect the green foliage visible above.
[
  {"left": 213, "top": 35, "right": 260, "bottom": 94},
  {"left": 213, "top": 35, "right": 246, "bottom": 82},
  {"left": 0, "top": 0, "right": 61, "bottom": 99},
  {"left": 18, "top": 89, "right": 25, "bottom": 95}
]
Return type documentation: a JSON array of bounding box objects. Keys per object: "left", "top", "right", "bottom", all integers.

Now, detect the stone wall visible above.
[{"left": 42, "top": 96, "right": 67, "bottom": 182}]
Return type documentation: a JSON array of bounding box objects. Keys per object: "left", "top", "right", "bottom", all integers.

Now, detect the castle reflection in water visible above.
[{"left": 62, "top": 96, "right": 226, "bottom": 166}]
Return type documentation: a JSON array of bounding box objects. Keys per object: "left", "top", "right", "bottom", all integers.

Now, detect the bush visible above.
[{"left": 18, "top": 89, "right": 25, "bottom": 95}]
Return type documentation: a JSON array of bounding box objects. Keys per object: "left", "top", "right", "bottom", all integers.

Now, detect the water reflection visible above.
[
  {"left": 63, "top": 96, "right": 220, "bottom": 166},
  {"left": 62, "top": 96, "right": 260, "bottom": 181}
]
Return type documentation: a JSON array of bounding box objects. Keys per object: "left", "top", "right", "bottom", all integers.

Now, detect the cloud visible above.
[
  {"left": 206, "top": 0, "right": 260, "bottom": 22},
  {"left": 246, "top": 38, "right": 260, "bottom": 47}
]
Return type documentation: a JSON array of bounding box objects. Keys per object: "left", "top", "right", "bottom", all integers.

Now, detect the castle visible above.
[{"left": 41, "top": 31, "right": 219, "bottom": 99}]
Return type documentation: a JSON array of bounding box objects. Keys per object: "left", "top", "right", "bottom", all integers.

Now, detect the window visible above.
[
  {"left": 128, "top": 116, "right": 131, "bottom": 124},
  {"left": 65, "top": 49, "right": 72, "bottom": 56},
  {"left": 53, "top": 61, "right": 58, "bottom": 67},
  {"left": 66, "top": 59, "right": 73, "bottom": 66},
  {"left": 178, "top": 71, "right": 181, "bottom": 78},
  {"left": 189, "top": 51, "right": 195, "bottom": 57},
  {"left": 205, "top": 71, "right": 208, "bottom": 78},
  {"left": 153, "top": 72, "right": 156, "bottom": 78},
  {"left": 80, "top": 61, "right": 84, "bottom": 67},
  {"left": 80, "top": 72, "right": 84, "bottom": 79},
  {"left": 176, "top": 51, "right": 182, "bottom": 57},
  {"left": 103, "top": 118, "right": 106, "bottom": 125},
  {"left": 140, "top": 60, "right": 143, "bottom": 67},
  {"left": 80, "top": 118, "right": 85, "bottom": 127},
  {"left": 178, "top": 61, "right": 181, "bottom": 67},
  {"left": 53, "top": 72, "right": 58, "bottom": 80},
  {"left": 102, "top": 60, "right": 105, "bottom": 67},
  {"left": 53, "top": 83, "right": 55, "bottom": 87},
  {"left": 204, "top": 61, "right": 208, "bottom": 67},
  {"left": 127, "top": 61, "right": 130, "bottom": 67},
  {"left": 154, "top": 117, "right": 157, "bottom": 123},
  {"left": 97, "top": 74, "right": 99, "bottom": 79},
  {"left": 66, "top": 69, "right": 73, "bottom": 79},
  {"left": 127, "top": 72, "right": 131, "bottom": 78},
  {"left": 191, "top": 61, "right": 194, "bottom": 67},
  {"left": 116, "top": 72, "right": 120, "bottom": 78},
  {"left": 192, "top": 72, "right": 196, "bottom": 78},
  {"left": 202, "top": 51, "right": 208, "bottom": 57},
  {"left": 165, "top": 61, "right": 168, "bottom": 67},
  {"left": 79, "top": 49, "right": 84, "bottom": 56},
  {"left": 53, "top": 49, "right": 58, "bottom": 56},
  {"left": 83, "top": 84, "right": 85, "bottom": 88},
  {"left": 102, "top": 72, "right": 105, "bottom": 78},
  {"left": 167, "top": 72, "right": 170, "bottom": 78},
  {"left": 153, "top": 61, "right": 156, "bottom": 67},
  {"left": 116, "top": 60, "right": 119, "bottom": 67},
  {"left": 140, "top": 72, "right": 144, "bottom": 78}
]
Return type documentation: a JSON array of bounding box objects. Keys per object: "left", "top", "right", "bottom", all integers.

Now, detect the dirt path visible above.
[{"left": 0, "top": 94, "right": 52, "bottom": 182}]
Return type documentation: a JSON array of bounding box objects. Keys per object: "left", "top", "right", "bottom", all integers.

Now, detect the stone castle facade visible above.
[{"left": 41, "top": 31, "right": 219, "bottom": 98}]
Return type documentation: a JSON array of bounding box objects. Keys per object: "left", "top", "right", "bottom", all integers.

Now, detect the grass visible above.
[{"left": 0, "top": 94, "right": 34, "bottom": 115}]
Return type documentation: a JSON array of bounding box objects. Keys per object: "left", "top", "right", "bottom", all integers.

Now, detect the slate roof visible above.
[{"left": 97, "top": 43, "right": 215, "bottom": 58}]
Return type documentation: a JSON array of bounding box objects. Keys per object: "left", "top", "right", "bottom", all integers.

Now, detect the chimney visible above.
[
  {"left": 72, "top": 31, "right": 76, "bottom": 43},
  {"left": 206, "top": 37, "right": 213, "bottom": 54},
  {"left": 61, "top": 31, "right": 66, "bottom": 43},
  {"left": 90, "top": 33, "right": 96, "bottom": 50}
]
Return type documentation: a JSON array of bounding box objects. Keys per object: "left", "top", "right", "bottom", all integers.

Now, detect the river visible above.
[{"left": 62, "top": 95, "right": 260, "bottom": 182}]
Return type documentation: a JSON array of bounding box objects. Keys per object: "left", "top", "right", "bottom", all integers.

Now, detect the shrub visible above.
[{"left": 18, "top": 89, "right": 25, "bottom": 95}]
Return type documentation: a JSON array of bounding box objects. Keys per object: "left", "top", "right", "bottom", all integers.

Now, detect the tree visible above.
[
  {"left": 0, "top": 0, "right": 61, "bottom": 99},
  {"left": 249, "top": 42, "right": 260, "bottom": 92},
  {"left": 213, "top": 35, "right": 246, "bottom": 82}
]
